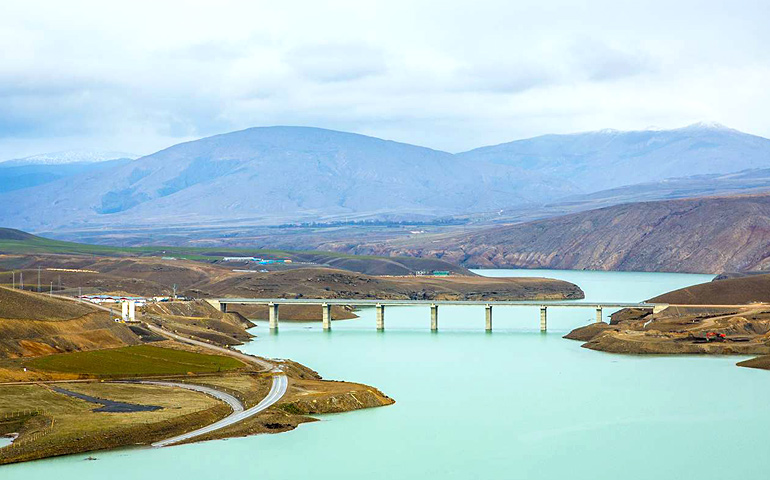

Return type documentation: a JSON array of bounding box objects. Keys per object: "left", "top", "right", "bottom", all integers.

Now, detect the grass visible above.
[
  {"left": 0, "top": 381, "right": 229, "bottom": 464},
  {"left": 26, "top": 345, "right": 244, "bottom": 376}
]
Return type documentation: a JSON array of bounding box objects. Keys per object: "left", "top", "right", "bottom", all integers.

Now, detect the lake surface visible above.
[{"left": 5, "top": 269, "right": 770, "bottom": 480}]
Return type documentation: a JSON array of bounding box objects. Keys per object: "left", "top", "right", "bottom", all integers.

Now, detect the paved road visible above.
[
  {"left": 149, "top": 374, "right": 288, "bottom": 447},
  {"left": 56, "top": 294, "right": 292, "bottom": 447},
  {"left": 142, "top": 323, "right": 290, "bottom": 447}
]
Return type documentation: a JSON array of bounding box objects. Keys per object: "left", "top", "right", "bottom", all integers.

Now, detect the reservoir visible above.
[{"left": 4, "top": 269, "right": 769, "bottom": 480}]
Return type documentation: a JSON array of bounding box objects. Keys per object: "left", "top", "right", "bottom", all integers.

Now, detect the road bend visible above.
[
  {"left": 141, "top": 323, "right": 289, "bottom": 447},
  {"left": 144, "top": 375, "right": 288, "bottom": 447},
  {"left": 55, "top": 295, "right": 290, "bottom": 447}
]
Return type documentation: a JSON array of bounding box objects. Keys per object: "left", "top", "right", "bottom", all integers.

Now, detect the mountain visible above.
[
  {"left": 1, "top": 149, "right": 138, "bottom": 166},
  {"left": 1, "top": 123, "right": 770, "bottom": 237},
  {"left": 469, "top": 166, "right": 770, "bottom": 227},
  {"left": 348, "top": 193, "right": 770, "bottom": 274},
  {"left": 0, "top": 158, "right": 133, "bottom": 194},
  {"left": 459, "top": 122, "right": 770, "bottom": 192},
  {"left": 0, "top": 126, "right": 577, "bottom": 231}
]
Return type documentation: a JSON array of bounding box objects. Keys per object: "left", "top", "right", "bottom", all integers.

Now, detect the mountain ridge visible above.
[
  {"left": 346, "top": 192, "right": 770, "bottom": 274},
  {"left": 0, "top": 123, "right": 768, "bottom": 234}
]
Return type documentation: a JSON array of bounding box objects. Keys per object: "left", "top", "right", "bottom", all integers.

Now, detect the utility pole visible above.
[
  {"left": 37, "top": 266, "right": 41, "bottom": 293},
  {"left": 12, "top": 271, "right": 14, "bottom": 289},
  {"left": 78, "top": 286, "right": 82, "bottom": 298},
  {"left": 20, "top": 272, "right": 23, "bottom": 290},
  {"left": 173, "top": 284, "right": 177, "bottom": 299},
  {"left": 50, "top": 282, "right": 53, "bottom": 296}
]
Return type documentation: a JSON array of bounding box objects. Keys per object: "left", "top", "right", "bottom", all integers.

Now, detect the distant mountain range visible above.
[
  {"left": 459, "top": 122, "right": 770, "bottom": 192},
  {"left": 1, "top": 150, "right": 138, "bottom": 166},
  {"left": 0, "top": 123, "right": 769, "bottom": 234},
  {"left": 349, "top": 193, "right": 770, "bottom": 274},
  {"left": 0, "top": 127, "right": 577, "bottom": 231}
]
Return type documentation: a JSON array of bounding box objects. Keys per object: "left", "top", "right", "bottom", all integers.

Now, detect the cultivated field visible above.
[{"left": 26, "top": 345, "right": 245, "bottom": 377}]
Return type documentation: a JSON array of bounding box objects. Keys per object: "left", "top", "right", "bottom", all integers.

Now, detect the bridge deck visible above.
[{"left": 215, "top": 298, "right": 658, "bottom": 308}]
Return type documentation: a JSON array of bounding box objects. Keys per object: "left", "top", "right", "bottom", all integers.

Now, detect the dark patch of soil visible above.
[{"left": 51, "top": 386, "right": 162, "bottom": 413}]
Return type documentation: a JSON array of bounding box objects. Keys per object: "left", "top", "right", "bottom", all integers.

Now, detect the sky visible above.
[{"left": 0, "top": 0, "right": 769, "bottom": 159}]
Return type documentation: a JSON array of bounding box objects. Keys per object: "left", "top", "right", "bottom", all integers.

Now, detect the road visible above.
[
  {"left": 149, "top": 374, "right": 289, "bottom": 447},
  {"left": 141, "top": 323, "right": 289, "bottom": 447},
  {"left": 52, "top": 294, "right": 291, "bottom": 447}
]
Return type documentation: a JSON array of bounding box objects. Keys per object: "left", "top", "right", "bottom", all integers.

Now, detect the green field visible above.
[{"left": 26, "top": 345, "right": 244, "bottom": 376}]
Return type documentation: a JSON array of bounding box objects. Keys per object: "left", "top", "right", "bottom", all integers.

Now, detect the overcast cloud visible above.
[{"left": 0, "top": 0, "right": 768, "bottom": 159}]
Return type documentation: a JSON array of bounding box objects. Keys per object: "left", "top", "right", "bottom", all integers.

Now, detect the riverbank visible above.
[
  {"left": 0, "top": 288, "right": 393, "bottom": 465},
  {"left": 565, "top": 305, "right": 770, "bottom": 358},
  {"left": 564, "top": 274, "right": 770, "bottom": 366},
  {"left": 6, "top": 269, "right": 769, "bottom": 480},
  {"left": 0, "top": 359, "right": 393, "bottom": 465}
]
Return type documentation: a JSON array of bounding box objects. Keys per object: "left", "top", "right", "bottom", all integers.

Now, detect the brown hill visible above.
[
  {"left": 0, "top": 287, "right": 141, "bottom": 358},
  {"left": 649, "top": 274, "right": 770, "bottom": 305},
  {"left": 199, "top": 267, "right": 584, "bottom": 301},
  {"left": 349, "top": 193, "right": 770, "bottom": 274},
  {"left": 1, "top": 254, "right": 582, "bottom": 302},
  {"left": 0, "top": 286, "right": 94, "bottom": 320},
  {"left": 142, "top": 300, "right": 256, "bottom": 346}
]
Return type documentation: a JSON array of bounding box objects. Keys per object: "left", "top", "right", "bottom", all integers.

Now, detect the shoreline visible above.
[{"left": 0, "top": 319, "right": 394, "bottom": 465}]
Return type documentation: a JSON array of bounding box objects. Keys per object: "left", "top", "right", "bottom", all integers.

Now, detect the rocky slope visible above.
[
  {"left": 354, "top": 193, "right": 770, "bottom": 274},
  {"left": 564, "top": 275, "right": 770, "bottom": 365}
]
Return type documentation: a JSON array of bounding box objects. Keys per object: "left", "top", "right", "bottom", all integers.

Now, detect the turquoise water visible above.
[{"left": 5, "top": 269, "right": 770, "bottom": 479}]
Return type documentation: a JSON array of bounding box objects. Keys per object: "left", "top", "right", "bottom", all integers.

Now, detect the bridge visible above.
[{"left": 210, "top": 298, "right": 667, "bottom": 332}]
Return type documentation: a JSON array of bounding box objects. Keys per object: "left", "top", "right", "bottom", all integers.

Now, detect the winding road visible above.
[
  {"left": 145, "top": 375, "right": 288, "bottom": 447},
  {"left": 55, "top": 295, "right": 290, "bottom": 447},
  {"left": 142, "top": 323, "right": 289, "bottom": 447}
]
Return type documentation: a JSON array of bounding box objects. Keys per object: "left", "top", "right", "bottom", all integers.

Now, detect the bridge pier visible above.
[
  {"left": 322, "top": 303, "right": 332, "bottom": 330},
  {"left": 540, "top": 306, "right": 547, "bottom": 332},
  {"left": 268, "top": 303, "right": 279, "bottom": 330},
  {"left": 220, "top": 302, "right": 227, "bottom": 313},
  {"left": 485, "top": 305, "right": 492, "bottom": 332},
  {"left": 430, "top": 304, "right": 438, "bottom": 332},
  {"left": 376, "top": 304, "right": 385, "bottom": 331},
  {"left": 596, "top": 306, "right": 603, "bottom": 323}
]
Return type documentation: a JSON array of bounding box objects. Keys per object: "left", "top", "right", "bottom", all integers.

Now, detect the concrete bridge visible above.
[{"left": 210, "top": 298, "right": 665, "bottom": 332}]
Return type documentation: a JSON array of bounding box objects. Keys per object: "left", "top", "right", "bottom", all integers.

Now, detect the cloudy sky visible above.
[{"left": 0, "top": 0, "right": 768, "bottom": 159}]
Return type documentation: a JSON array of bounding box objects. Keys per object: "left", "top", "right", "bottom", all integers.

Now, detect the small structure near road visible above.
[
  {"left": 79, "top": 295, "right": 147, "bottom": 306},
  {"left": 121, "top": 300, "right": 137, "bottom": 323}
]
